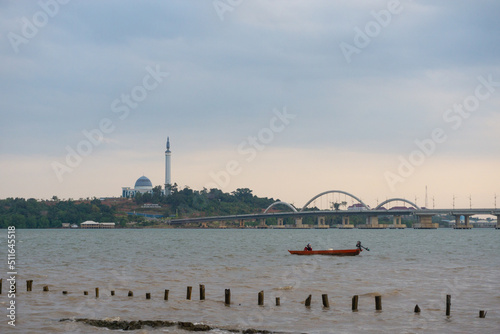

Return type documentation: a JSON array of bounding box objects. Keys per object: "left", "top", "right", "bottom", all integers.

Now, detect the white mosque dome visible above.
[{"left": 134, "top": 176, "right": 153, "bottom": 192}]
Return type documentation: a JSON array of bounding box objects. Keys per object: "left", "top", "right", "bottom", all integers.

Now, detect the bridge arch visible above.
[
  {"left": 264, "top": 201, "right": 298, "bottom": 213},
  {"left": 301, "top": 190, "right": 369, "bottom": 211},
  {"left": 374, "top": 198, "right": 421, "bottom": 210}
]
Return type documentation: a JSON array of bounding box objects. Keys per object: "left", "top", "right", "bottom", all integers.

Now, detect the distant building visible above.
[
  {"left": 121, "top": 137, "right": 172, "bottom": 198},
  {"left": 389, "top": 206, "right": 416, "bottom": 211},
  {"left": 348, "top": 203, "right": 369, "bottom": 211},
  {"left": 122, "top": 176, "right": 154, "bottom": 198},
  {"left": 80, "top": 221, "right": 115, "bottom": 229}
]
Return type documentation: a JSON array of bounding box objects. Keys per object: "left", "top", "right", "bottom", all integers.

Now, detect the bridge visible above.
[{"left": 169, "top": 189, "right": 500, "bottom": 229}]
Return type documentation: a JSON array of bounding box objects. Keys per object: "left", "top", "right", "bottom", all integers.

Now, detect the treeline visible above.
[
  {"left": 0, "top": 197, "right": 116, "bottom": 229},
  {"left": 134, "top": 185, "right": 276, "bottom": 217},
  {"left": 0, "top": 187, "right": 277, "bottom": 228}
]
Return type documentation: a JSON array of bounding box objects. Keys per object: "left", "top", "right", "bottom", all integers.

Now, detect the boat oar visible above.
[{"left": 356, "top": 241, "right": 370, "bottom": 251}]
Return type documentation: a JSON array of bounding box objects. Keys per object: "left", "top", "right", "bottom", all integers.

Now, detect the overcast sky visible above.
[{"left": 1, "top": 0, "right": 499, "bottom": 209}]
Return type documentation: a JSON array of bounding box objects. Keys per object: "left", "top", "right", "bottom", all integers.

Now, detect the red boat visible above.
[{"left": 288, "top": 249, "right": 361, "bottom": 256}]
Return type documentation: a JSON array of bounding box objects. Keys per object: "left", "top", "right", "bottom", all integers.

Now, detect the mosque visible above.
[{"left": 121, "top": 137, "right": 172, "bottom": 198}]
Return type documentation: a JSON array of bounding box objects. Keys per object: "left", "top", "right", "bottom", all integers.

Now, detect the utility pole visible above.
[{"left": 425, "top": 185, "right": 428, "bottom": 208}]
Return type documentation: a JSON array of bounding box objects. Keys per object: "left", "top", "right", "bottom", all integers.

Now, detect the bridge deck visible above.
[{"left": 170, "top": 209, "right": 500, "bottom": 225}]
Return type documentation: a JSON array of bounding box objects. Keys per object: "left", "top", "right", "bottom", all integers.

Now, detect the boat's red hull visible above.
[{"left": 288, "top": 249, "right": 361, "bottom": 256}]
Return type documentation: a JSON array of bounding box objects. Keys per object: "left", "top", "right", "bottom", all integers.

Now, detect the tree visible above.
[
  {"left": 134, "top": 192, "right": 144, "bottom": 205},
  {"left": 232, "top": 188, "right": 253, "bottom": 202},
  {"left": 152, "top": 186, "right": 163, "bottom": 202}
]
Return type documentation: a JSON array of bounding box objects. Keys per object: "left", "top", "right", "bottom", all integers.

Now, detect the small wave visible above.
[
  {"left": 275, "top": 286, "right": 294, "bottom": 290},
  {"left": 361, "top": 288, "right": 401, "bottom": 297},
  {"left": 360, "top": 292, "right": 381, "bottom": 297},
  {"left": 223, "top": 266, "right": 251, "bottom": 272},
  {"left": 386, "top": 289, "right": 402, "bottom": 296}
]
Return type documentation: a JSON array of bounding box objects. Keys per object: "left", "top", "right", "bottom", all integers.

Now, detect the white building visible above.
[
  {"left": 121, "top": 137, "right": 172, "bottom": 198},
  {"left": 80, "top": 221, "right": 115, "bottom": 229},
  {"left": 347, "top": 203, "right": 369, "bottom": 211},
  {"left": 122, "top": 176, "right": 154, "bottom": 198}
]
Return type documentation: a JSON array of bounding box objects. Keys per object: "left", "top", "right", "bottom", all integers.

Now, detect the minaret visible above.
[{"left": 165, "top": 137, "right": 171, "bottom": 195}]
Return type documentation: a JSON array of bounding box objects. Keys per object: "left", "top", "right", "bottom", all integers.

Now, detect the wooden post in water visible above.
[
  {"left": 375, "top": 296, "right": 382, "bottom": 311},
  {"left": 225, "top": 289, "right": 231, "bottom": 305},
  {"left": 62, "top": 291, "right": 68, "bottom": 295},
  {"left": 258, "top": 291, "right": 264, "bottom": 306},
  {"left": 146, "top": 293, "right": 151, "bottom": 300},
  {"left": 43, "top": 286, "right": 49, "bottom": 292},
  {"left": 0, "top": 278, "right": 2, "bottom": 294},
  {"left": 322, "top": 294, "right": 330, "bottom": 308},
  {"left": 111, "top": 290, "right": 115, "bottom": 296},
  {"left": 414, "top": 305, "right": 421, "bottom": 313},
  {"left": 187, "top": 286, "right": 192, "bottom": 300},
  {"left": 164, "top": 289, "right": 169, "bottom": 300},
  {"left": 352, "top": 295, "right": 358, "bottom": 311},
  {"left": 200, "top": 284, "right": 205, "bottom": 300},
  {"left": 95, "top": 288, "right": 99, "bottom": 298},
  {"left": 27, "top": 280, "right": 33, "bottom": 292},
  {"left": 84, "top": 291, "right": 88, "bottom": 295},
  {"left": 305, "top": 295, "right": 312, "bottom": 307},
  {"left": 446, "top": 295, "right": 451, "bottom": 316},
  {"left": 479, "top": 310, "right": 487, "bottom": 318},
  {"left": 276, "top": 297, "right": 280, "bottom": 306},
  {"left": 128, "top": 290, "right": 133, "bottom": 297}
]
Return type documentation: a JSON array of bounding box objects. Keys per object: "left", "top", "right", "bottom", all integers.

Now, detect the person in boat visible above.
[
  {"left": 304, "top": 243, "right": 312, "bottom": 251},
  {"left": 356, "top": 241, "right": 369, "bottom": 251}
]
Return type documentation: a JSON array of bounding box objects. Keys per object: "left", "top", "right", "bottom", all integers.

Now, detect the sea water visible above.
[{"left": 0, "top": 228, "right": 499, "bottom": 333}]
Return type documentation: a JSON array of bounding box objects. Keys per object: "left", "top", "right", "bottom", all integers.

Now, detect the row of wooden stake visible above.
[{"left": 0, "top": 279, "right": 488, "bottom": 318}]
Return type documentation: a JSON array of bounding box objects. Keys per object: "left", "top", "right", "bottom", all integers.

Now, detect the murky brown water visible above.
[{"left": 1, "top": 228, "right": 499, "bottom": 333}]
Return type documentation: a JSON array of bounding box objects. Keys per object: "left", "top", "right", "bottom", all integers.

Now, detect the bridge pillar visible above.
[
  {"left": 454, "top": 214, "right": 472, "bottom": 229},
  {"left": 259, "top": 219, "right": 267, "bottom": 228},
  {"left": 464, "top": 215, "right": 471, "bottom": 228},
  {"left": 415, "top": 214, "right": 438, "bottom": 229},
  {"left": 238, "top": 220, "right": 245, "bottom": 228},
  {"left": 366, "top": 216, "right": 379, "bottom": 228},
  {"left": 201, "top": 222, "right": 208, "bottom": 228},
  {"left": 392, "top": 215, "right": 405, "bottom": 229},
  {"left": 340, "top": 216, "right": 354, "bottom": 229},
  {"left": 316, "top": 216, "right": 328, "bottom": 229},
  {"left": 496, "top": 215, "right": 500, "bottom": 229},
  {"left": 342, "top": 216, "right": 349, "bottom": 226},
  {"left": 277, "top": 218, "right": 285, "bottom": 228},
  {"left": 295, "top": 217, "right": 304, "bottom": 228}
]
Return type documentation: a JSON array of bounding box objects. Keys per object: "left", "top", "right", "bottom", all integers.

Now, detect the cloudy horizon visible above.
[{"left": 1, "top": 0, "right": 499, "bottom": 210}]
